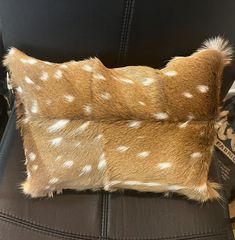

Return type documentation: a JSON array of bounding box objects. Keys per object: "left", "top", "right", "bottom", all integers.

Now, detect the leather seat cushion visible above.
[{"left": 0, "top": 109, "right": 233, "bottom": 239}]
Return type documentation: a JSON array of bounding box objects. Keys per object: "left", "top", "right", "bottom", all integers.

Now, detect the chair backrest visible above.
[{"left": 0, "top": 0, "right": 235, "bottom": 98}]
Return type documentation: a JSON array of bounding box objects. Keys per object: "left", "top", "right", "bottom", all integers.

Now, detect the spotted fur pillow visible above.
[{"left": 3, "top": 37, "right": 233, "bottom": 201}]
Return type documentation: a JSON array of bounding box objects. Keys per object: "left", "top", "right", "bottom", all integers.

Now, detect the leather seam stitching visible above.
[
  {"left": 103, "top": 192, "right": 109, "bottom": 237},
  {"left": 116, "top": 0, "right": 135, "bottom": 65},
  {"left": 116, "top": 0, "right": 129, "bottom": 65},
  {"left": 0, "top": 211, "right": 99, "bottom": 239},
  {"left": 0, "top": 218, "right": 86, "bottom": 240},
  {"left": 101, "top": 132, "right": 109, "bottom": 237},
  {"left": 100, "top": 192, "right": 105, "bottom": 237},
  {"left": 121, "top": 0, "right": 135, "bottom": 64},
  {"left": 0, "top": 211, "right": 230, "bottom": 240}
]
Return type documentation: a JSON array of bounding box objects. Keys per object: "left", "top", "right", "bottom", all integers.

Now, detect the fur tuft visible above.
[
  {"left": 198, "top": 36, "right": 233, "bottom": 65},
  {"left": 20, "top": 180, "right": 31, "bottom": 196},
  {"left": 20, "top": 180, "right": 48, "bottom": 198},
  {"left": 204, "top": 181, "right": 221, "bottom": 201},
  {"left": 3, "top": 47, "right": 16, "bottom": 69}
]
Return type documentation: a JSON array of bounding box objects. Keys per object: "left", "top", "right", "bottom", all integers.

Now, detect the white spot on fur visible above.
[
  {"left": 119, "top": 78, "right": 134, "bottom": 84},
  {"left": 166, "top": 185, "right": 184, "bottom": 191},
  {"left": 116, "top": 146, "right": 129, "bottom": 153},
  {"left": 137, "top": 151, "right": 150, "bottom": 158},
  {"left": 64, "top": 95, "right": 75, "bottom": 103},
  {"left": 54, "top": 70, "right": 62, "bottom": 79},
  {"left": 50, "top": 137, "right": 63, "bottom": 146},
  {"left": 31, "top": 100, "right": 38, "bottom": 113},
  {"left": 40, "top": 71, "right": 49, "bottom": 81},
  {"left": 55, "top": 156, "right": 62, "bottom": 161},
  {"left": 82, "top": 64, "right": 93, "bottom": 72},
  {"left": 101, "top": 92, "right": 111, "bottom": 100},
  {"left": 28, "top": 152, "right": 36, "bottom": 161},
  {"left": 83, "top": 104, "right": 92, "bottom": 115},
  {"left": 80, "top": 165, "right": 92, "bottom": 176},
  {"left": 178, "top": 114, "right": 194, "bottom": 128},
  {"left": 144, "top": 182, "right": 161, "bottom": 187},
  {"left": 16, "top": 86, "right": 23, "bottom": 93},
  {"left": 28, "top": 59, "right": 37, "bottom": 64},
  {"left": 24, "top": 76, "right": 34, "bottom": 84},
  {"left": 154, "top": 112, "right": 168, "bottom": 120},
  {"left": 48, "top": 119, "right": 70, "bottom": 132},
  {"left": 158, "top": 162, "right": 172, "bottom": 169},
  {"left": 20, "top": 58, "right": 28, "bottom": 63},
  {"left": 21, "top": 58, "right": 37, "bottom": 64},
  {"left": 124, "top": 181, "right": 161, "bottom": 187},
  {"left": 183, "top": 92, "right": 193, "bottom": 98},
  {"left": 138, "top": 101, "right": 146, "bottom": 106},
  {"left": 93, "top": 73, "right": 106, "bottom": 80},
  {"left": 128, "top": 120, "right": 141, "bottom": 128},
  {"left": 44, "top": 61, "right": 52, "bottom": 65},
  {"left": 63, "top": 160, "right": 74, "bottom": 168},
  {"left": 75, "top": 121, "right": 90, "bottom": 134},
  {"left": 142, "top": 78, "right": 154, "bottom": 86},
  {"left": 195, "top": 183, "right": 207, "bottom": 192},
  {"left": 98, "top": 152, "right": 107, "bottom": 170},
  {"left": 49, "top": 178, "right": 59, "bottom": 184},
  {"left": 191, "top": 152, "right": 203, "bottom": 158},
  {"left": 75, "top": 141, "right": 81, "bottom": 147},
  {"left": 96, "top": 134, "right": 103, "bottom": 140},
  {"left": 164, "top": 71, "right": 177, "bottom": 76},
  {"left": 197, "top": 85, "right": 209, "bottom": 93},
  {"left": 124, "top": 181, "right": 142, "bottom": 185},
  {"left": 32, "top": 165, "right": 38, "bottom": 171},
  {"left": 178, "top": 121, "right": 189, "bottom": 128},
  {"left": 60, "top": 64, "right": 68, "bottom": 69}
]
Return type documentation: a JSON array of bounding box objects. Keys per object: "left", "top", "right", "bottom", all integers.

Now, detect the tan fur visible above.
[{"left": 3, "top": 37, "right": 233, "bottom": 201}]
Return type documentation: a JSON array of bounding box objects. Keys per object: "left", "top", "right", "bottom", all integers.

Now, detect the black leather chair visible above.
[{"left": 0, "top": 1, "right": 234, "bottom": 239}]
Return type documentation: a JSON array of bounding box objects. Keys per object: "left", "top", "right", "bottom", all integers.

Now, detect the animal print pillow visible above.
[{"left": 3, "top": 37, "right": 233, "bottom": 201}]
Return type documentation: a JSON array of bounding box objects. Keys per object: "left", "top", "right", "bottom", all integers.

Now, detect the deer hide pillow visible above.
[{"left": 3, "top": 37, "right": 233, "bottom": 202}]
